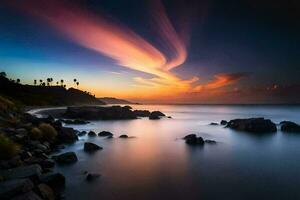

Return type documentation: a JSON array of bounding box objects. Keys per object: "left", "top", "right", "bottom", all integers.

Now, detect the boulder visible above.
[
  {"left": 0, "top": 179, "right": 34, "bottom": 199},
  {"left": 226, "top": 118, "right": 277, "bottom": 133},
  {"left": 39, "top": 173, "right": 65, "bottom": 191},
  {"left": 56, "top": 127, "right": 78, "bottom": 143},
  {"left": 86, "top": 173, "right": 100, "bottom": 182},
  {"left": 220, "top": 120, "right": 228, "bottom": 125},
  {"left": 210, "top": 122, "right": 218, "bottom": 125},
  {"left": 88, "top": 131, "right": 96, "bottom": 137},
  {"left": 0, "top": 164, "right": 42, "bottom": 180},
  {"left": 84, "top": 142, "right": 102, "bottom": 152},
  {"left": 119, "top": 135, "right": 129, "bottom": 138},
  {"left": 77, "top": 131, "right": 87, "bottom": 136},
  {"left": 98, "top": 131, "right": 113, "bottom": 137},
  {"left": 280, "top": 121, "right": 300, "bottom": 133},
  {"left": 149, "top": 111, "right": 165, "bottom": 120},
  {"left": 183, "top": 134, "right": 204, "bottom": 145},
  {"left": 52, "top": 152, "right": 78, "bottom": 164},
  {"left": 37, "top": 184, "right": 55, "bottom": 200}
]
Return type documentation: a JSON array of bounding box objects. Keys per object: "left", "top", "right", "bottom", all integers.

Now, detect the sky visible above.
[{"left": 0, "top": 0, "right": 299, "bottom": 104}]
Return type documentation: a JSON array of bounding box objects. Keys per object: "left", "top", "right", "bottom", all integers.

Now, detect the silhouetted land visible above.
[{"left": 0, "top": 76, "right": 104, "bottom": 106}]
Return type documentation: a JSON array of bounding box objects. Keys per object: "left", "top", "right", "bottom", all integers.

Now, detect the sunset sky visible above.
[{"left": 0, "top": 0, "right": 299, "bottom": 104}]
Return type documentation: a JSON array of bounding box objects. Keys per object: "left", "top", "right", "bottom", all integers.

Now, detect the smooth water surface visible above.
[{"left": 48, "top": 105, "right": 300, "bottom": 200}]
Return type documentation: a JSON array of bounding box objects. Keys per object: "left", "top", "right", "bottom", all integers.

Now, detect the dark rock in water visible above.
[
  {"left": 210, "top": 122, "right": 218, "bottom": 125},
  {"left": 56, "top": 127, "right": 78, "bottom": 143},
  {"left": 63, "top": 106, "right": 137, "bottom": 120},
  {"left": 183, "top": 134, "right": 204, "bottom": 145},
  {"left": 77, "top": 131, "right": 87, "bottom": 136},
  {"left": 98, "top": 131, "right": 113, "bottom": 137},
  {"left": 205, "top": 139, "right": 217, "bottom": 144},
  {"left": 84, "top": 142, "right": 102, "bottom": 152},
  {"left": 149, "top": 111, "right": 165, "bottom": 120},
  {"left": 133, "top": 110, "right": 151, "bottom": 117},
  {"left": 11, "top": 191, "right": 42, "bottom": 200},
  {"left": 88, "top": 131, "right": 96, "bottom": 137},
  {"left": 39, "top": 173, "right": 65, "bottom": 191},
  {"left": 0, "top": 178, "right": 34, "bottom": 199},
  {"left": 183, "top": 134, "right": 197, "bottom": 140},
  {"left": 123, "top": 105, "right": 132, "bottom": 110},
  {"left": 106, "top": 135, "right": 113, "bottom": 139},
  {"left": 37, "top": 184, "right": 55, "bottom": 200},
  {"left": 86, "top": 173, "right": 100, "bottom": 182},
  {"left": 220, "top": 120, "right": 228, "bottom": 125},
  {"left": 52, "top": 152, "right": 78, "bottom": 164},
  {"left": 167, "top": 116, "right": 172, "bottom": 119},
  {"left": 280, "top": 121, "right": 300, "bottom": 132},
  {"left": 119, "top": 135, "right": 129, "bottom": 138},
  {"left": 226, "top": 118, "right": 277, "bottom": 133},
  {"left": 0, "top": 164, "right": 42, "bottom": 180}
]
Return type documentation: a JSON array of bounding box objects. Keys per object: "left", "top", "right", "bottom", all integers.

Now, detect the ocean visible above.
[{"left": 34, "top": 105, "right": 300, "bottom": 200}]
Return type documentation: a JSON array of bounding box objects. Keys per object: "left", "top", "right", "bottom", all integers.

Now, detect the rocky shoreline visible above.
[{"left": 1, "top": 104, "right": 300, "bottom": 199}]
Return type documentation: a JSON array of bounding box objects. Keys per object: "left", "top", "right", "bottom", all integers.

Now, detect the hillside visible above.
[
  {"left": 98, "top": 97, "right": 137, "bottom": 104},
  {"left": 0, "top": 75, "right": 105, "bottom": 106}
]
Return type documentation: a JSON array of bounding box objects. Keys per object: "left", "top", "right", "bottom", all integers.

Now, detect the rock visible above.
[
  {"left": 226, "top": 118, "right": 277, "bottom": 133},
  {"left": 77, "top": 131, "right": 87, "bottom": 136},
  {"left": 183, "top": 134, "right": 204, "bottom": 145},
  {"left": 133, "top": 110, "right": 151, "bottom": 117},
  {"left": 205, "top": 139, "right": 217, "bottom": 144},
  {"left": 56, "top": 127, "right": 78, "bottom": 143},
  {"left": 123, "top": 105, "right": 132, "bottom": 110},
  {"left": 183, "top": 134, "right": 197, "bottom": 140},
  {"left": 11, "top": 191, "right": 42, "bottom": 200},
  {"left": 0, "top": 156, "right": 23, "bottom": 169},
  {"left": 39, "top": 173, "right": 65, "bottom": 191},
  {"left": 98, "top": 131, "right": 113, "bottom": 137},
  {"left": 210, "top": 122, "right": 218, "bottom": 125},
  {"left": 84, "top": 142, "right": 102, "bottom": 152},
  {"left": 280, "top": 121, "right": 300, "bottom": 132},
  {"left": 0, "top": 164, "right": 42, "bottom": 180},
  {"left": 86, "top": 173, "right": 100, "bottom": 182},
  {"left": 167, "top": 116, "right": 172, "bottom": 119},
  {"left": 39, "top": 159, "right": 55, "bottom": 169},
  {"left": 37, "top": 184, "right": 55, "bottom": 200},
  {"left": 52, "top": 152, "right": 78, "bottom": 164},
  {"left": 36, "top": 144, "right": 48, "bottom": 152},
  {"left": 0, "top": 179, "right": 34, "bottom": 199},
  {"left": 149, "top": 111, "right": 165, "bottom": 120},
  {"left": 119, "top": 135, "right": 129, "bottom": 138},
  {"left": 106, "top": 135, "right": 113, "bottom": 139},
  {"left": 88, "top": 131, "right": 96, "bottom": 137},
  {"left": 63, "top": 106, "right": 137, "bottom": 120},
  {"left": 220, "top": 120, "right": 228, "bottom": 125}
]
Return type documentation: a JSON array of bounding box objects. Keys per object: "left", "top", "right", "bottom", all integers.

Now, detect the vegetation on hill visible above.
[
  {"left": 0, "top": 73, "right": 105, "bottom": 106},
  {"left": 98, "top": 97, "right": 137, "bottom": 104}
]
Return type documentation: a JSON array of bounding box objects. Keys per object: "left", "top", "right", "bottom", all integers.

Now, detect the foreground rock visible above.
[
  {"left": 56, "top": 127, "right": 78, "bottom": 143},
  {"left": 98, "top": 131, "right": 113, "bottom": 137},
  {"left": 0, "top": 179, "right": 34, "bottom": 199},
  {"left": 226, "top": 118, "right": 277, "bottom": 133},
  {"left": 52, "top": 152, "right": 78, "bottom": 164},
  {"left": 86, "top": 173, "right": 101, "bottom": 182},
  {"left": 280, "top": 121, "right": 300, "bottom": 133},
  {"left": 39, "top": 173, "right": 65, "bottom": 191},
  {"left": 183, "top": 134, "right": 204, "bottom": 145},
  {"left": 0, "top": 164, "right": 42, "bottom": 180},
  {"left": 84, "top": 142, "right": 102, "bottom": 152},
  {"left": 149, "top": 111, "right": 166, "bottom": 120}
]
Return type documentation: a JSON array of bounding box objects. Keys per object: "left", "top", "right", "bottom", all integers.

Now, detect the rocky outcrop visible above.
[
  {"left": 220, "top": 120, "right": 228, "bottom": 125},
  {"left": 280, "top": 121, "right": 300, "bottom": 132},
  {"left": 84, "top": 142, "right": 102, "bottom": 152},
  {"left": 183, "top": 134, "right": 204, "bottom": 145},
  {"left": 119, "top": 135, "right": 129, "bottom": 138},
  {"left": 210, "top": 122, "right": 218, "bottom": 125},
  {"left": 56, "top": 127, "right": 78, "bottom": 143},
  {"left": 149, "top": 111, "right": 166, "bottom": 120},
  {"left": 52, "top": 152, "right": 78, "bottom": 164},
  {"left": 98, "top": 131, "right": 113, "bottom": 137},
  {"left": 133, "top": 110, "right": 151, "bottom": 117},
  {"left": 226, "top": 118, "right": 277, "bottom": 133},
  {"left": 88, "top": 131, "right": 96, "bottom": 137}
]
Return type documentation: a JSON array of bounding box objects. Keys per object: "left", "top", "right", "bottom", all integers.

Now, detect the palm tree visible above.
[
  {"left": 0, "top": 72, "right": 6, "bottom": 77},
  {"left": 16, "top": 79, "right": 20, "bottom": 84},
  {"left": 56, "top": 81, "right": 59, "bottom": 86},
  {"left": 60, "top": 79, "right": 64, "bottom": 87},
  {"left": 39, "top": 79, "right": 43, "bottom": 86},
  {"left": 34, "top": 80, "right": 37, "bottom": 86},
  {"left": 76, "top": 81, "right": 79, "bottom": 89},
  {"left": 73, "top": 79, "right": 77, "bottom": 87}
]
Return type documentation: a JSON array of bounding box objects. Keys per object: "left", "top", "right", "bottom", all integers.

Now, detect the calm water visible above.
[{"left": 45, "top": 105, "right": 300, "bottom": 200}]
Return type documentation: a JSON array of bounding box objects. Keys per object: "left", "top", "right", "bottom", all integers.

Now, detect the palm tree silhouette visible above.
[
  {"left": 73, "top": 79, "right": 77, "bottom": 87},
  {"left": 60, "top": 79, "right": 64, "bottom": 87},
  {"left": 76, "top": 81, "right": 79, "bottom": 89},
  {"left": 16, "top": 79, "right": 20, "bottom": 84},
  {"left": 39, "top": 80, "right": 43, "bottom": 86},
  {"left": 34, "top": 80, "right": 37, "bottom": 86}
]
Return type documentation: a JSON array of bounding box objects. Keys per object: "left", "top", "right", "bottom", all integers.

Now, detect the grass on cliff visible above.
[
  {"left": 0, "top": 134, "right": 20, "bottom": 160},
  {"left": 37, "top": 123, "right": 57, "bottom": 142}
]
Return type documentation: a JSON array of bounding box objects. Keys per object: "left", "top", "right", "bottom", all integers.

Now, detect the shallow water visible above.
[{"left": 47, "top": 105, "right": 300, "bottom": 200}]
